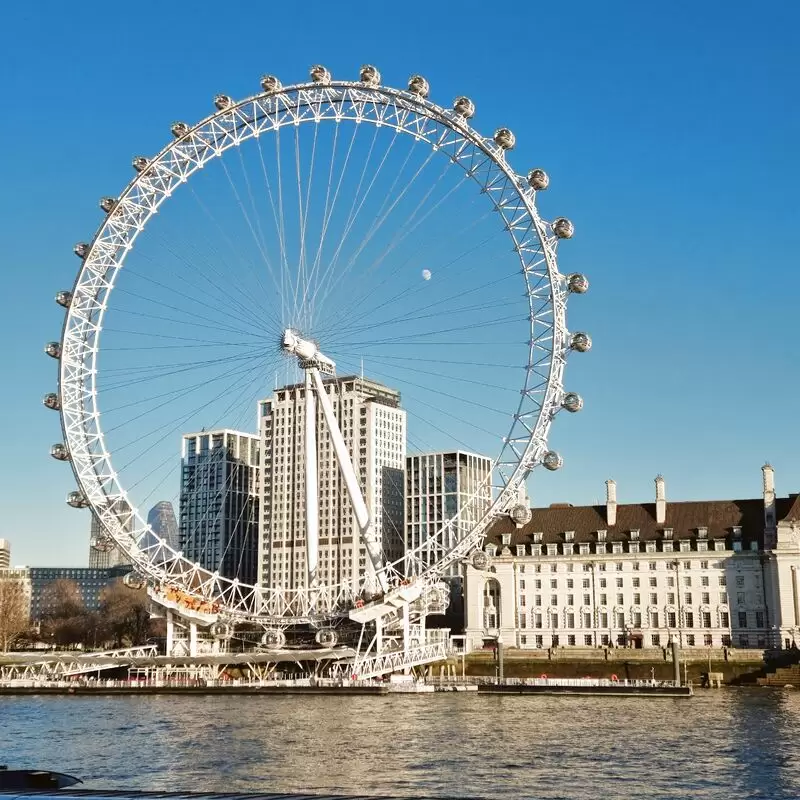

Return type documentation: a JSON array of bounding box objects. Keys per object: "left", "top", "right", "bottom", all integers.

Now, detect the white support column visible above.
[
  {"left": 311, "top": 368, "right": 388, "bottom": 595},
  {"left": 189, "top": 622, "right": 198, "bottom": 657},
  {"left": 166, "top": 610, "right": 174, "bottom": 656},
  {"left": 305, "top": 370, "right": 319, "bottom": 588}
]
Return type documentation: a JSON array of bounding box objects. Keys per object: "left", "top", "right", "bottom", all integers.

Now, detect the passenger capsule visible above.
[
  {"left": 570, "top": 332, "right": 592, "bottom": 353},
  {"left": 310, "top": 65, "right": 331, "bottom": 84},
  {"left": 66, "top": 490, "right": 89, "bottom": 509},
  {"left": 407, "top": 75, "right": 430, "bottom": 97},
  {"left": 260, "top": 75, "right": 281, "bottom": 93},
  {"left": 171, "top": 121, "right": 189, "bottom": 138},
  {"left": 73, "top": 242, "right": 89, "bottom": 259},
  {"left": 123, "top": 572, "right": 145, "bottom": 590},
  {"left": 43, "top": 392, "right": 60, "bottom": 411},
  {"left": 527, "top": 168, "right": 549, "bottom": 190},
  {"left": 211, "top": 621, "right": 232, "bottom": 639},
  {"left": 543, "top": 451, "right": 564, "bottom": 471},
  {"left": 50, "top": 443, "right": 69, "bottom": 461},
  {"left": 359, "top": 65, "right": 381, "bottom": 86},
  {"left": 132, "top": 156, "right": 149, "bottom": 173},
  {"left": 453, "top": 96, "right": 475, "bottom": 118},
  {"left": 44, "top": 341, "right": 61, "bottom": 359},
  {"left": 262, "top": 629, "right": 286, "bottom": 648},
  {"left": 55, "top": 291, "right": 72, "bottom": 308},
  {"left": 567, "top": 273, "right": 589, "bottom": 294},
  {"left": 471, "top": 550, "right": 490, "bottom": 571},
  {"left": 562, "top": 392, "right": 584, "bottom": 413},
  {"left": 99, "top": 196, "right": 117, "bottom": 213},
  {"left": 553, "top": 217, "right": 575, "bottom": 239},
  {"left": 493, "top": 128, "right": 516, "bottom": 150},
  {"left": 315, "top": 628, "right": 338, "bottom": 647},
  {"left": 214, "top": 94, "right": 233, "bottom": 111}
]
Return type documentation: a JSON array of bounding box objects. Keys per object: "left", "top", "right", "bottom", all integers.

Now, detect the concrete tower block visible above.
[
  {"left": 655, "top": 475, "right": 666, "bottom": 525},
  {"left": 606, "top": 479, "right": 617, "bottom": 527}
]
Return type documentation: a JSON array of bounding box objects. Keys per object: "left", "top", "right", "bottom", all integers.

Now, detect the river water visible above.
[{"left": 2, "top": 690, "right": 800, "bottom": 799}]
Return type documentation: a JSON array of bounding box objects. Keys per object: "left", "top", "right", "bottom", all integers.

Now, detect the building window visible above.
[
  {"left": 567, "top": 635, "right": 576, "bottom": 646},
  {"left": 686, "top": 634, "right": 696, "bottom": 646},
  {"left": 632, "top": 577, "right": 640, "bottom": 588},
  {"left": 516, "top": 546, "right": 526, "bottom": 557},
  {"left": 721, "top": 612, "right": 730, "bottom": 628},
  {"left": 535, "top": 635, "right": 543, "bottom": 648},
  {"left": 667, "top": 612, "right": 677, "bottom": 627},
  {"left": 685, "top": 593, "right": 693, "bottom": 605},
  {"left": 597, "top": 530, "right": 607, "bottom": 542},
  {"left": 739, "top": 635, "right": 750, "bottom": 648},
  {"left": 650, "top": 593, "right": 658, "bottom": 605},
  {"left": 565, "top": 530, "right": 575, "bottom": 542},
  {"left": 756, "top": 611, "right": 765, "bottom": 628},
  {"left": 600, "top": 578, "right": 607, "bottom": 588},
  {"left": 551, "top": 614, "right": 559, "bottom": 629},
  {"left": 601, "top": 634, "right": 610, "bottom": 646},
  {"left": 646, "top": 541, "right": 657, "bottom": 553},
  {"left": 534, "top": 613, "right": 543, "bottom": 629},
  {"left": 704, "top": 634, "right": 713, "bottom": 646},
  {"left": 616, "top": 562, "right": 623, "bottom": 571},
  {"left": 650, "top": 611, "right": 659, "bottom": 628},
  {"left": 520, "top": 580, "right": 526, "bottom": 591},
  {"left": 612, "top": 542, "right": 623, "bottom": 554},
  {"left": 550, "top": 579, "right": 558, "bottom": 589},
  {"left": 701, "top": 593, "right": 710, "bottom": 604},
  {"left": 652, "top": 634, "right": 661, "bottom": 646},
  {"left": 566, "top": 579, "right": 574, "bottom": 589},
  {"left": 685, "top": 612, "right": 695, "bottom": 628},
  {"left": 520, "top": 635, "right": 527, "bottom": 645},
  {"left": 584, "top": 635, "right": 593, "bottom": 646},
  {"left": 552, "top": 635, "right": 560, "bottom": 647},
  {"left": 535, "top": 595, "right": 542, "bottom": 606},
  {"left": 737, "top": 592, "right": 746, "bottom": 606},
  {"left": 702, "top": 612, "right": 712, "bottom": 628},
  {"left": 616, "top": 578, "right": 623, "bottom": 588}
]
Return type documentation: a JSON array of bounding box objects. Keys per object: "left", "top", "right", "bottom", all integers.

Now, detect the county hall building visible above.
[{"left": 464, "top": 465, "right": 800, "bottom": 652}]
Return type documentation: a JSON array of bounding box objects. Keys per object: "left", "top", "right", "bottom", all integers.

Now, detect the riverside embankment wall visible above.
[{"left": 459, "top": 647, "right": 769, "bottom": 685}]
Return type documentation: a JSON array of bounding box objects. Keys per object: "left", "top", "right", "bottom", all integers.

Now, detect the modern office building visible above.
[
  {"left": 405, "top": 451, "right": 492, "bottom": 577},
  {"left": 0, "top": 539, "right": 10, "bottom": 569},
  {"left": 258, "top": 375, "right": 406, "bottom": 594},
  {"left": 179, "top": 429, "right": 259, "bottom": 586},
  {"left": 147, "top": 501, "right": 179, "bottom": 550},
  {"left": 28, "top": 565, "right": 129, "bottom": 620},
  {"left": 88, "top": 495, "right": 133, "bottom": 569},
  {"left": 464, "top": 465, "right": 800, "bottom": 652}
]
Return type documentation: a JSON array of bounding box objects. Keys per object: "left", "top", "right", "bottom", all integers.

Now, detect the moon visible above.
[{"left": 422, "top": 269, "right": 432, "bottom": 281}]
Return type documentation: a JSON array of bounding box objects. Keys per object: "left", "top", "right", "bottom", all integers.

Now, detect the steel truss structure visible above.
[{"left": 47, "top": 66, "right": 589, "bottom": 645}]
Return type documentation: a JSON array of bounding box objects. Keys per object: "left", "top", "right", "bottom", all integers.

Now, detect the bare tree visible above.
[
  {"left": 0, "top": 577, "right": 30, "bottom": 651},
  {"left": 98, "top": 580, "right": 151, "bottom": 647},
  {"left": 39, "top": 579, "right": 93, "bottom": 647}
]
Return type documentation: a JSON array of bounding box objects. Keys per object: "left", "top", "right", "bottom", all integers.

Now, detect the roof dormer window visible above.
[
  {"left": 565, "top": 531, "right": 575, "bottom": 542},
  {"left": 698, "top": 527, "right": 708, "bottom": 539},
  {"left": 532, "top": 532, "right": 543, "bottom": 544},
  {"left": 630, "top": 529, "right": 640, "bottom": 541},
  {"left": 502, "top": 533, "right": 512, "bottom": 546},
  {"left": 663, "top": 528, "right": 673, "bottom": 540},
  {"left": 732, "top": 526, "right": 742, "bottom": 539},
  {"left": 486, "top": 544, "right": 497, "bottom": 557},
  {"left": 516, "top": 545, "right": 526, "bottom": 557},
  {"left": 597, "top": 530, "right": 607, "bottom": 542}
]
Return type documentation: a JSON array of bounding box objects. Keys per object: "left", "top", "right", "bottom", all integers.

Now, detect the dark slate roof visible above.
[{"left": 486, "top": 494, "right": 800, "bottom": 550}]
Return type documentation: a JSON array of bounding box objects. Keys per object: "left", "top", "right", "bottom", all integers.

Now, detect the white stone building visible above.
[
  {"left": 465, "top": 465, "right": 800, "bottom": 651},
  {"left": 257, "top": 375, "right": 406, "bottom": 593}
]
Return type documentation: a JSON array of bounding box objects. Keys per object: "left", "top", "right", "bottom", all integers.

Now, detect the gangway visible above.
[{"left": 344, "top": 641, "right": 449, "bottom": 681}]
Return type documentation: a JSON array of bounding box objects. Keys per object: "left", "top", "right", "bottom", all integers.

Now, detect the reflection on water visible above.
[{"left": 3, "top": 690, "right": 800, "bottom": 798}]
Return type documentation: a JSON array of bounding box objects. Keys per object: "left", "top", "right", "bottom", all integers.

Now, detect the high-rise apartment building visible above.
[
  {"left": 405, "top": 451, "right": 493, "bottom": 577},
  {"left": 147, "top": 501, "right": 179, "bottom": 550},
  {"left": 0, "top": 539, "right": 10, "bottom": 569},
  {"left": 179, "top": 429, "right": 259, "bottom": 585},
  {"left": 258, "top": 375, "right": 406, "bottom": 594},
  {"left": 88, "top": 496, "right": 133, "bottom": 569}
]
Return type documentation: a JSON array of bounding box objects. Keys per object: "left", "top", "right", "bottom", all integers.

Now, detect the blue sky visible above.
[{"left": 1, "top": 0, "right": 798, "bottom": 568}]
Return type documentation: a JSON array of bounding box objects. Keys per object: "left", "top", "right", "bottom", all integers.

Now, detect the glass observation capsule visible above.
[
  {"left": 43, "top": 392, "right": 60, "bottom": 410},
  {"left": 99, "top": 196, "right": 117, "bottom": 213},
  {"left": 570, "top": 332, "right": 592, "bottom": 353},
  {"left": 453, "top": 96, "right": 475, "bottom": 118},
  {"left": 567, "top": 273, "right": 589, "bottom": 294},
  {"left": 310, "top": 65, "right": 331, "bottom": 84},
  {"left": 90, "top": 535, "right": 113, "bottom": 553},
  {"left": 553, "top": 217, "right": 575, "bottom": 239},
  {"left": 73, "top": 242, "right": 89, "bottom": 259},
  {"left": 359, "top": 64, "right": 380, "bottom": 85},
  {"left": 493, "top": 128, "right": 516, "bottom": 150},
  {"left": 543, "top": 450, "right": 564, "bottom": 471},
  {"left": 66, "top": 490, "right": 89, "bottom": 508},
  {"left": 471, "top": 550, "right": 490, "bottom": 571},
  {"left": 171, "top": 121, "right": 189, "bottom": 138},
  {"left": 210, "top": 622, "right": 232, "bottom": 638},
  {"left": 214, "top": 94, "right": 233, "bottom": 111},
  {"left": 132, "top": 156, "right": 149, "bottom": 173},
  {"left": 50, "top": 443, "right": 69, "bottom": 461},
  {"left": 44, "top": 341, "right": 61, "bottom": 359},
  {"left": 123, "top": 572, "right": 145, "bottom": 590},
  {"left": 260, "top": 75, "right": 281, "bottom": 93},
  {"left": 562, "top": 392, "right": 584, "bottom": 413},
  {"left": 262, "top": 629, "right": 286, "bottom": 648},
  {"left": 527, "top": 168, "right": 549, "bottom": 190},
  {"left": 55, "top": 290, "right": 72, "bottom": 308},
  {"left": 315, "top": 628, "right": 338, "bottom": 647},
  {"left": 408, "top": 75, "right": 429, "bottom": 97}
]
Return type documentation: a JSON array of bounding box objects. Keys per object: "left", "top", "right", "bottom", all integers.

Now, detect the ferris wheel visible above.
[{"left": 44, "top": 65, "right": 590, "bottom": 638}]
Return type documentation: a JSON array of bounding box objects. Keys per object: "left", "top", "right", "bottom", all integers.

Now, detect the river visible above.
[{"left": 3, "top": 690, "right": 800, "bottom": 798}]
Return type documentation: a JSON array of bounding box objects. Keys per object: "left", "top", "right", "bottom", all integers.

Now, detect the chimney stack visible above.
[
  {"left": 763, "top": 463, "right": 776, "bottom": 533},
  {"left": 655, "top": 474, "right": 666, "bottom": 524},
  {"left": 606, "top": 479, "right": 617, "bottom": 526}
]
